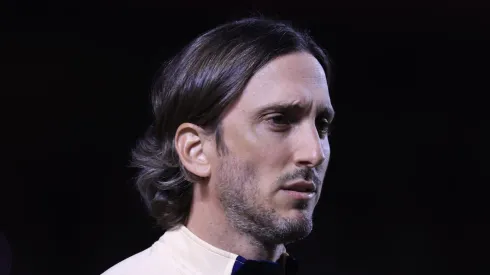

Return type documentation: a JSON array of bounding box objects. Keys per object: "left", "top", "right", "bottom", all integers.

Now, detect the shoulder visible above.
[{"left": 100, "top": 246, "right": 178, "bottom": 275}]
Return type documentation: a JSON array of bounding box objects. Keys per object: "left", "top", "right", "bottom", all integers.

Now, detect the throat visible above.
[
  {"left": 185, "top": 200, "right": 286, "bottom": 262},
  {"left": 223, "top": 233, "right": 286, "bottom": 261}
]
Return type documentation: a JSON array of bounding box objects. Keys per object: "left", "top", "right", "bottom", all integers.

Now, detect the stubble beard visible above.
[{"left": 217, "top": 155, "right": 313, "bottom": 246}]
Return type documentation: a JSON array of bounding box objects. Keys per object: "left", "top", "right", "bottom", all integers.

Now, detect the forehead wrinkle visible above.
[{"left": 251, "top": 97, "right": 334, "bottom": 121}]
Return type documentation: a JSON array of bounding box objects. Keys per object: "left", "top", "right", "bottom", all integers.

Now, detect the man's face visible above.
[{"left": 209, "top": 52, "right": 334, "bottom": 244}]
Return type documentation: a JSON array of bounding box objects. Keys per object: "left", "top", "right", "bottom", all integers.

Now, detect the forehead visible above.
[{"left": 237, "top": 52, "right": 332, "bottom": 113}]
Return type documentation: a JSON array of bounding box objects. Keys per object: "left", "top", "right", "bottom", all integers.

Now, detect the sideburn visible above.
[{"left": 214, "top": 122, "right": 229, "bottom": 156}]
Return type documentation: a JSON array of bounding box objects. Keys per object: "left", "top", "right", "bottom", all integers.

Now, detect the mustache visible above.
[{"left": 278, "top": 168, "right": 322, "bottom": 186}]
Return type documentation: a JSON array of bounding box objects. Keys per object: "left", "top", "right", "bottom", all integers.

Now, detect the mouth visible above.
[{"left": 280, "top": 181, "right": 317, "bottom": 200}]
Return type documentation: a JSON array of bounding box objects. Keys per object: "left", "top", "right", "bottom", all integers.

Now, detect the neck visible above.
[{"left": 185, "top": 194, "right": 285, "bottom": 261}]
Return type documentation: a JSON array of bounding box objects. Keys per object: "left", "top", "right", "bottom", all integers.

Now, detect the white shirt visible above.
[
  {"left": 101, "top": 225, "right": 296, "bottom": 275},
  {"left": 102, "top": 225, "right": 245, "bottom": 275}
]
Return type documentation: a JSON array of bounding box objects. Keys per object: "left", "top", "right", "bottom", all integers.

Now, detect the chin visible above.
[
  {"left": 276, "top": 210, "right": 314, "bottom": 242},
  {"left": 283, "top": 203, "right": 314, "bottom": 220}
]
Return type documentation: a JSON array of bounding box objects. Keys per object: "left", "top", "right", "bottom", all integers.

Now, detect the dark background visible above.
[{"left": 1, "top": 1, "right": 489, "bottom": 274}]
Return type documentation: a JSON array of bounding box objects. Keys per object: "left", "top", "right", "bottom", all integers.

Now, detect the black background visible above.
[{"left": 1, "top": 1, "right": 489, "bottom": 274}]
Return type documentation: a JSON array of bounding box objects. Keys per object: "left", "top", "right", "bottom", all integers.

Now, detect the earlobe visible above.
[{"left": 174, "top": 123, "right": 211, "bottom": 179}]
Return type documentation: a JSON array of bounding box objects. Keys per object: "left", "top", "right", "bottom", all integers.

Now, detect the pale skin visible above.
[{"left": 174, "top": 52, "right": 334, "bottom": 261}]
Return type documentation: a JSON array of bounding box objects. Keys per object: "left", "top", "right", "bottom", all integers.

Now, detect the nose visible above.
[{"left": 293, "top": 123, "right": 328, "bottom": 168}]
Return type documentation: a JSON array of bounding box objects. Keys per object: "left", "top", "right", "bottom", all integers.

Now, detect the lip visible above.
[
  {"left": 280, "top": 181, "right": 317, "bottom": 200},
  {"left": 281, "top": 189, "right": 316, "bottom": 200},
  {"left": 281, "top": 181, "right": 316, "bottom": 193}
]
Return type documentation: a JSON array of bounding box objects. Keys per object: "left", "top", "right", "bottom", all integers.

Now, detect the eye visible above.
[
  {"left": 269, "top": 114, "right": 290, "bottom": 125},
  {"left": 316, "top": 118, "right": 332, "bottom": 138},
  {"left": 265, "top": 113, "right": 292, "bottom": 130}
]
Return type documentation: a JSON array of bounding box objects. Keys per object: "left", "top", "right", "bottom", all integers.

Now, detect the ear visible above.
[{"left": 174, "top": 123, "right": 211, "bottom": 179}]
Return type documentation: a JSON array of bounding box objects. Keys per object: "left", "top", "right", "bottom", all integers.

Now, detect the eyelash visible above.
[
  {"left": 316, "top": 118, "right": 332, "bottom": 138},
  {"left": 267, "top": 114, "right": 292, "bottom": 127},
  {"left": 265, "top": 114, "right": 332, "bottom": 137}
]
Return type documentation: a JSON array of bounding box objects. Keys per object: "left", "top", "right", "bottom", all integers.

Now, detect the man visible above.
[{"left": 102, "top": 17, "right": 335, "bottom": 275}]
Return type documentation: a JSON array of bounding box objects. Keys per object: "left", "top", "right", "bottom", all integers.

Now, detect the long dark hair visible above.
[{"left": 131, "top": 17, "right": 332, "bottom": 231}]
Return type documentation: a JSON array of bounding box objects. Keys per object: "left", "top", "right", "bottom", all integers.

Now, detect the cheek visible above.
[
  {"left": 223, "top": 120, "right": 295, "bottom": 180},
  {"left": 252, "top": 127, "right": 295, "bottom": 160},
  {"left": 233, "top": 125, "right": 292, "bottom": 162},
  {"left": 253, "top": 145, "right": 293, "bottom": 194},
  {"left": 256, "top": 141, "right": 293, "bottom": 173}
]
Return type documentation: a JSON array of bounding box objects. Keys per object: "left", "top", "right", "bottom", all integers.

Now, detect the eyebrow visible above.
[{"left": 254, "top": 100, "right": 335, "bottom": 123}]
